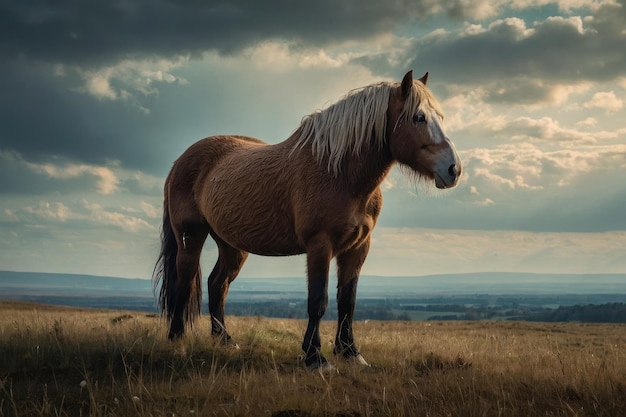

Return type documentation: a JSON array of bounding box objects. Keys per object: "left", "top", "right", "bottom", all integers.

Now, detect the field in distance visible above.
[{"left": 1, "top": 301, "right": 625, "bottom": 417}]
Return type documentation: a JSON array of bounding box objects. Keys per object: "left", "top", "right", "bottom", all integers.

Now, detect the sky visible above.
[{"left": 1, "top": 0, "right": 625, "bottom": 280}]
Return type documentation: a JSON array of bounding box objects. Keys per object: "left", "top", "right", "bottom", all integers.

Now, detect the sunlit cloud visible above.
[
  {"left": 481, "top": 80, "right": 592, "bottom": 107},
  {"left": 576, "top": 117, "right": 598, "bottom": 127},
  {"left": 21, "top": 201, "right": 76, "bottom": 222},
  {"left": 461, "top": 142, "right": 626, "bottom": 195},
  {"left": 242, "top": 42, "right": 348, "bottom": 71},
  {"left": 26, "top": 160, "right": 120, "bottom": 195},
  {"left": 0, "top": 151, "right": 165, "bottom": 197},
  {"left": 584, "top": 91, "right": 624, "bottom": 112},
  {"left": 140, "top": 201, "right": 160, "bottom": 219},
  {"left": 81, "top": 200, "right": 155, "bottom": 232},
  {"left": 4, "top": 199, "right": 156, "bottom": 233},
  {"left": 503, "top": 116, "right": 597, "bottom": 143},
  {"left": 56, "top": 56, "right": 190, "bottom": 112}
]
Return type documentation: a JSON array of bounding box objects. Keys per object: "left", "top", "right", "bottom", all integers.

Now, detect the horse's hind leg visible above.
[
  {"left": 334, "top": 239, "right": 370, "bottom": 365},
  {"left": 207, "top": 233, "right": 248, "bottom": 343},
  {"left": 168, "top": 223, "right": 209, "bottom": 340}
]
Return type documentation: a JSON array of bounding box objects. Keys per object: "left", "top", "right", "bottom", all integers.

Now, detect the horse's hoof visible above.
[
  {"left": 219, "top": 339, "right": 240, "bottom": 350},
  {"left": 334, "top": 346, "right": 370, "bottom": 366},
  {"left": 337, "top": 352, "right": 370, "bottom": 367},
  {"left": 352, "top": 353, "right": 370, "bottom": 367},
  {"left": 304, "top": 352, "right": 334, "bottom": 371},
  {"left": 213, "top": 331, "right": 238, "bottom": 349},
  {"left": 307, "top": 360, "right": 336, "bottom": 372}
]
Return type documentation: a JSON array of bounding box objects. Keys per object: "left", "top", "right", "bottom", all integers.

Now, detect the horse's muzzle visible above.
[{"left": 435, "top": 163, "right": 461, "bottom": 189}]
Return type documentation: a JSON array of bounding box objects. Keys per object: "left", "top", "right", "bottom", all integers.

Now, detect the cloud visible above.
[
  {"left": 0, "top": 150, "right": 165, "bottom": 197},
  {"left": 463, "top": 142, "right": 626, "bottom": 190},
  {"left": 366, "top": 227, "right": 626, "bottom": 275},
  {"left": 352, "top": 3, "right": 626, "bottom": 98},
  {"left": 6, "top": 1, "right": 611, "bottom": 79},
  {"left": 0, "top": 150, "right": 120, "bottom": 195},
  {"left": 20, "top": 201, "right": 75, "bottom": 223},
  {"left": 3, "top": 198, "right": 156, "bottom": 233},
  {"left": 69, "top": 56, "right": 189, "bottom": 107},
  {"left": 140, "top": 201, "right": 160, "bottom": 219},
  {"left": 584, "top": 91, "right": 624, "bottom": 112},
  {"left": 0, "top": 0, "right": 449, "bottom": 67},
  {"left": 240, "top": 42, "right": 347, "bottom": 72},
  {"left": 0, "top": 59, "right": 174, "bottom": 173},
  {"left": 500, "top": 116, "right": 599, "bottom": 143},
  {"left": 81, "top": 200, "right": 154, "bottom": 232},
  {"left": 120, "top": 171, "right": 164, "bottom": 195},
  {"left": 446, "top": 99, "right": 626, "bottom": 146},
  {"left": 482, "top": 79, "right": 592, "bottom": 107},
  {"left": 509, "top": 0, "right": 604, "bottom": 13},
  {"left": 376, "top": 139, "right": 626, "bottom": 233},
  {"left": 27, "top": 160, "right": 120, "bottom": 195},
  {"left": 576, "top": 117, "right": 598, "bottom": 127}
]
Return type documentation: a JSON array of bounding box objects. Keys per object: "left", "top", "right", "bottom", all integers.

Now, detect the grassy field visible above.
[{"left": 1, "top": 301, "right": 625, "bottom": 416}]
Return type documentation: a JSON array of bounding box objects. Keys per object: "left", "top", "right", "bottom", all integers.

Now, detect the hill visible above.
[
  {"left": 3, "top": 270, "right": 626, "bottom": 298},
  {"left": 1, "top": 301, "right": 625, "bottom": 416},
  {"left": 2, "top": 270, "right": 626, "bottom": 322}
]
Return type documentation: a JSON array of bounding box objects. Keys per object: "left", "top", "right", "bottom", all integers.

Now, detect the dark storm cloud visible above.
[
  {"left": 0, "top": 0, "right": 431, "bottom": 67},
  {"left": 0, "top": 63, "right": 136, "bottom": 167},
  {"left": 359, "top": 1, "right": 626, "bottom": 91}
]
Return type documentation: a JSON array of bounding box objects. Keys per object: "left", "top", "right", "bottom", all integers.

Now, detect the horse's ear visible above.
[
  {"left": 418, "top": 72, "right": 429, "bottom": 86},
  {"left": 400, "top": 70, "right": 413, "bottom": 100}
]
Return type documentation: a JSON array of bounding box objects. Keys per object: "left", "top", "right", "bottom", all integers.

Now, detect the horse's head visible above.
[{"left": 387, "top": 71, "right": 461, "bottom": 189}]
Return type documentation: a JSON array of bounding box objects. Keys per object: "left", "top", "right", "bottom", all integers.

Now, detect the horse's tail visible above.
[
  {"left": 153, "top": 191, "right": 178, "bottom": 322},
  {"left": 152, "top": 186, "right": 202, "bottom": 335}
]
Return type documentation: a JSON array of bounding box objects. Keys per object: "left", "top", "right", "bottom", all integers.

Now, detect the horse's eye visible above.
[{"left": 413, "top": 113, "right": 427, "bottom": 124}]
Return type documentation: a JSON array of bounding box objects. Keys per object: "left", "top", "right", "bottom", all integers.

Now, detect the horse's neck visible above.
[
  {"left": 283, "top": 132, "right": 393, "bottom": 196},
  {"left": 341, "top": 141, "right": 394, "bottom": 195}
]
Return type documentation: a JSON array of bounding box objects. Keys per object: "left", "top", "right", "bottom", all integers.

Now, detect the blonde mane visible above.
[{"left": 293, "top": 79, "right": 444, "bottom": 176}]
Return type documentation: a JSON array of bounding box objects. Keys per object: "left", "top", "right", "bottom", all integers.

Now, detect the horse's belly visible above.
[
  {"left": 211, "top": 210, "right": 304, "bottom": 256},
  {"left": 200, "top": 175, "right": 304, "bottom": 256}
]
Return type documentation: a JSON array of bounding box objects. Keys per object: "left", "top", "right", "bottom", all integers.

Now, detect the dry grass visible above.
[{"left": 1, "top": 301, "right": 625, "bottom": 416}]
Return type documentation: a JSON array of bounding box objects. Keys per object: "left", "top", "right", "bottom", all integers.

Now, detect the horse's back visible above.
[
  {"left": 169, "top": 135, "right": 266, "bottom": 187},
  {"left": 177, "top": 135, "right": 266, "bottom": 168},
  {"left": 166, "top": 135, "right": 268, "bottom": 223}
]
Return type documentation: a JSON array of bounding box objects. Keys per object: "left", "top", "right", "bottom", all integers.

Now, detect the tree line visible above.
[{"left": 227, "top": 301, "right": 626, "bottom": 323}]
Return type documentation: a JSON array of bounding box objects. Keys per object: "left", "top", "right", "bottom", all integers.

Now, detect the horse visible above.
[{"left": 153, "top": 70, "right": 461, "bottom": 370}]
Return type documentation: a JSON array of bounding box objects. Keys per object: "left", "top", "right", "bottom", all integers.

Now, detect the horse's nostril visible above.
[{"left": 448, "top": 164, "right": 458, "bottom": 177}]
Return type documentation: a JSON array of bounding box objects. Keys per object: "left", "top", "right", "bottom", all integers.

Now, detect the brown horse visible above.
[{"left": 153, "top": 71, "right": 461, "bottom": 369}]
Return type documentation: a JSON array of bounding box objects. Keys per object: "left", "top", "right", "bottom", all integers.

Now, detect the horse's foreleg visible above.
[
  {"left": 208, "top": 238, "right": 248, "bottom": 344},
  {"left": 302, "top": 237, "right": 332, "bottom": 369},
  {"left": 334, "top": 240, "right": 370, "bottom": 365}
]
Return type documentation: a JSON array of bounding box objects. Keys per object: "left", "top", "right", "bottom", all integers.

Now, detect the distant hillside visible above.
[
  {"left": 358, "top": 272, "right": 626, "bottom": 295},
  {"left": 0, "top": 270, "right": 152, "bottom": 296},
  {"left": 2, "top": 270, "right": 626, "bottom": 298},
  {"left": 2, "top": 270, "right": 626, "bottom": 320}
]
